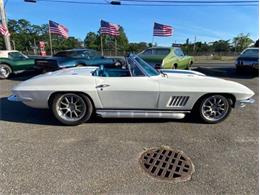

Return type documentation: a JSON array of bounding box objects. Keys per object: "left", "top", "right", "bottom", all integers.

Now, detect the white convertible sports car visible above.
[{"left": 8, "top": 55, "right": 255, "bottom": 126}]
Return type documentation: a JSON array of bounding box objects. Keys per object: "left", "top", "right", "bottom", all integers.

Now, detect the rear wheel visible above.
[
  {"left": 186, "top": 61, "right": 193, "bottom": 70},
  {"left": 51, "top": 93, "right": 93, "bottom": 126},
  {"left": 0, "top": 64, "right": 12, "bottom": 79},
  {"left": 198, "top": 95, "right": 231, "bottom": 124}
]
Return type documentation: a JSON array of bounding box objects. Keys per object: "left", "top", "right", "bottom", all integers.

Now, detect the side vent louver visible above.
[{"left": 167, "top": 96, "right": 189, "bottom": 107}]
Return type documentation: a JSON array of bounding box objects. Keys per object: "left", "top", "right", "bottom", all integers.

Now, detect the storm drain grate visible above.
[{"left": 139, "top": 146, "right": 195, "bottom": 182}]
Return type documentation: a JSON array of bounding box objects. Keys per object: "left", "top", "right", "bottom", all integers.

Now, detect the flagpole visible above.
[
  {"left": 48, "top": 21, "right": 53, "bottom": 56},
  {"left": 114, "top": 36, "right": 117, "bottom": 56},
  {"left": 100, "top": 34, "right": 104, "bottom": 56},
  {"left": 152, "top": 35, "right": 154, "bottom": 47}
]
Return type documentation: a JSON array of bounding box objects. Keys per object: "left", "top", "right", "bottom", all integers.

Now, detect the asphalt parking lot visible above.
[{"left": 0, "top": 63, "right": 258, "bottom": 194}]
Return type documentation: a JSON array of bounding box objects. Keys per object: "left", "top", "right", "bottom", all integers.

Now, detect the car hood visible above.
[
  {"left": 161, "top": 69, "right": 205, "bottom": 76},
  {"left": 158, "top": 69, "right": 254, "bottom": 100}
]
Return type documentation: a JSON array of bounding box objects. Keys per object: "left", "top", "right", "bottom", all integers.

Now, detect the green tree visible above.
[
  {"left": 233, "top": 33, "right": 254, "bottom": 52},
  {"left": 212, "top": 40, "right": 230, "bottom": 52},
  {"left": 84, "top": 32, "right": 99, "bottom": 50},
  {"left": 4, "top": 19, "right": 81, "bottom": 54},
  {"left": 127, "top": 42, "right": 149, "bottom": 53},
  {"left": 116, "top": 27, "right": 128, "bottom": 51}
]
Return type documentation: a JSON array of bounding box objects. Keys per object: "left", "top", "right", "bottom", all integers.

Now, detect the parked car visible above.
[
  {"left": 138, "top": 47, "right": 193, "bottom": 69},
  {"left": 9, "top": 55, "right": 255, "bottom": 126},
  {"left": 34, "top": 48, "right": 121, "bottom": 73},
  {"left": 236, "top": 48, "right": 259, "bottom": 73},
  {"left": 0, "top": 50, "right": 35, "bottom": 79}
]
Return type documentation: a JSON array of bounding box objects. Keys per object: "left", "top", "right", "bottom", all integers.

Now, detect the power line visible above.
[
  {"left": 121, "top": 0, "right": 258, "bottom": 3},
  {"left": 37, "top": 0, "right": 258, "bottom": 6},
  {"left": 38, "top": 0, "right": 107, "bottom": 5}
]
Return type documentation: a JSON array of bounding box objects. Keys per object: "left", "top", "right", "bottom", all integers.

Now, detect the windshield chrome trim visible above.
[
  {"left": 127, "top": 55, "right": 160, "bottom": 77},
  {"left": 127, "top": 56, "right": 149, "bottom": 77}
]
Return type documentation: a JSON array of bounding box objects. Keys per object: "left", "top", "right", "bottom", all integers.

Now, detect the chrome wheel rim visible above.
[
  {"left": 56, "top": 94, "right": 86, "bottom": 122},
  {"left": 201, "top": 95, "right": 229, "bottom": 122},
  {"left": 0, "top": 65, "right": 10, "bottom": 78}
]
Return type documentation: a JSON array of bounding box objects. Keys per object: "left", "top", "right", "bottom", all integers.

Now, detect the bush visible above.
[{"left": 212, "top": 56, "right": 222, "bottom": 60}]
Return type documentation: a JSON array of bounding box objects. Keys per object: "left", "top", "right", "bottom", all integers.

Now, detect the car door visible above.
[
  {"left": 94, "top": 70, "right": 160, "bottom": 109},
  {"left": 154, "top": 48, "right": 170, "bottom": 68},
  {"left": 174, "top": 48, "right": 188, "bottom": 68},
  {"left": 8, "top": 52, "right": 34, "bottom": 71}
]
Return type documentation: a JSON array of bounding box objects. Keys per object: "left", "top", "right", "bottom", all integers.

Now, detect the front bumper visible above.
[
  {"left": 236, "top": 98, "right": 255, "bottom": 108},
  {"left": 8, "top": 94, "right": 32, "bottom": 102},
  {"left": 236, "top": 63, "right": 259, "bottom": 70}
]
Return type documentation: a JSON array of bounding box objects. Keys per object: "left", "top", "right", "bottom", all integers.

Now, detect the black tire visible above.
[
  {"left": 236, "top": 67, "right": 243, "bottom": 74},
  {"left": 51, "top": 93, "right": 93, "bottom": 126},
  {"left": 197, "top": 95, "right": 231, "bottom": 124},
  {"left": 185, "top": 61, "right": 193, "bottom": 70},
  {"left": 0, "top": 64, "right": 12, "bottom": 79},
  {"left": 172, "top": 64, "right": 178, "bottom": 69}
]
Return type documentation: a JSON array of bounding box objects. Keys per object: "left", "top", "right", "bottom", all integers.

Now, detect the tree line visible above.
[{"left": 1, "top": 19, "right": 258, "bottom": 55}]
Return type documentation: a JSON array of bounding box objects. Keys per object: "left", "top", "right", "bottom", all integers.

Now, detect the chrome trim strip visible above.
[
  {"left": 96, "top": 109, "right": 189, "bottom": 119},
  {"left": 96, "top": 109, "right": 191, "bottom": 113}
]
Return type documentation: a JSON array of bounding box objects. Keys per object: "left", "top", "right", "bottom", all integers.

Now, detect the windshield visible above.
[
  {"left": 241, "top": 49, "right": 259, "bottom": 57},
  {"left": 54, "top": 49, "right": 101, "bottom": 58},
  {"left": 128, "top": 55, "right": 160, "bottom": 77},
  {"left": 54, "top": 51, "right": 78, "bottom": 57},
  {"left": 86, "top": 50, "right": 101, "bottom": 58}
]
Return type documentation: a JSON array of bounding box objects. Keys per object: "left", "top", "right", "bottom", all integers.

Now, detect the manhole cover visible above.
[{"left": 139, "top": 146, "right": 195, "bottom": 182}]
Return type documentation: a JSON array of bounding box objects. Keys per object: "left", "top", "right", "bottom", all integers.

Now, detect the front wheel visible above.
[
  {"left": 172, "top": 64, "right": 177, "bottom": 69},
  {"left": 198, "top": 95, "right": 231, "bottom": 124},
  {"left": 0, "top": 64, "right": 12, "bottom": 79},
  {"left": 52, "top": 93, "right": 93, "bottom": 126}
]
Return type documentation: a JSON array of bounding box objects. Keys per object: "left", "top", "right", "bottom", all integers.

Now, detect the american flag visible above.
[
  {"left": 100, "top": 20, "right": 120, "bottom": 36},
  {"left": 49, "top": 20, "right": 69, "bottom": 39},
  {"left": 153, "top": 22, "right": 173, "bottom": 37},
  {"left": 0, "top": 24, "right": 10, "bottom": 37}
]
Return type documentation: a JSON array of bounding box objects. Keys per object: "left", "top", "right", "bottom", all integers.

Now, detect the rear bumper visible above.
[
  {"left": 34, "top": 65, "right": 60, "bottom": 72},
  {"left": 236, "top": 98, "right": 255, "bottom": 108}
]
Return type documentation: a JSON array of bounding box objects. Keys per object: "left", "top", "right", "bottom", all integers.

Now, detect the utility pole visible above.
[
  {"left": 0, "top": 0, "right": 11, "bottom": 50},
  {"left": 193, "top": 36, "right": 196, "bottom": 54}
]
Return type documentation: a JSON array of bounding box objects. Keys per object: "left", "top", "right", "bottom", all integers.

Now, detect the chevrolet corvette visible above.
[{"left": 8, "top": 55, "right": 255, "bottom": 125}]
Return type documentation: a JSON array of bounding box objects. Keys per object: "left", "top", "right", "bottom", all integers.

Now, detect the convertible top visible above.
[{"left": 45, "top": 66, "right": 98, "bottom": 77}]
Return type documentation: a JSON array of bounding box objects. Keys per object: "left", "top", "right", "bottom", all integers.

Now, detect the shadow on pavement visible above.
[
  {"left": 0, "top": 97, "right": 60, "bottom": 126},
  {"left": 0, "top": 97, "right": 201, "bottom": 126},
  {"left": 8, "top": 71, "right": 39, "bottom": 81}
]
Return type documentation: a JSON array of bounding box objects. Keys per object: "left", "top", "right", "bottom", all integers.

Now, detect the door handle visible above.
[{"left": 96, "top": 84, "right": 110, "bottom": 89}]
